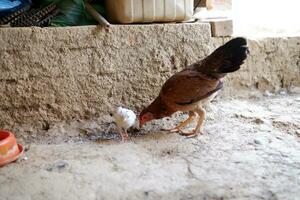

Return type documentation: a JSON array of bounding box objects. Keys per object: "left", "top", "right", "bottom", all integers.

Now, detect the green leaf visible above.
[{"left": 38, "top": 0, "right": 105, "bottom": 26}]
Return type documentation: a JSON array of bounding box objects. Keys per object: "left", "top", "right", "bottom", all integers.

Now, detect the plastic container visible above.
[
  {"left": 106, "top": 0, "right": 194, "bottom": 23},
  {"left": 0, "top": 130, "right": 23, "bottom": 167}
]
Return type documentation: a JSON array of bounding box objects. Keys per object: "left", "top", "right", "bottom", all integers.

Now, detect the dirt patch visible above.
[
  {"left": 13, "top": 91, "right": 300, "bottom": 145},
  {"left": 1, "top": 93, "right": 299, "bottom": 200}
]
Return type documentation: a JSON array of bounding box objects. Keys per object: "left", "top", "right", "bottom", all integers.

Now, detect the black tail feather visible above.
[
  {"left": 200, "top": 37, "right": 249, "bottom": 75},
  {"left": 218, "top": 37, "right": 249, "bottom": 73}
]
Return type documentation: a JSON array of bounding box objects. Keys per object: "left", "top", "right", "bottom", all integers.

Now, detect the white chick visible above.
[{"left": 110, "top": 107, "right": 136, "bottom": 141}]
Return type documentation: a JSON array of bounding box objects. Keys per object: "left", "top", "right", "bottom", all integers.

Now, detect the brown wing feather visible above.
[{"left": 160, "top": 69, "right": 222, "bottom": 106}]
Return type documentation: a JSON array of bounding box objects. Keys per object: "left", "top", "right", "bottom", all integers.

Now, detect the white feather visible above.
[{"left": 112, "top": 107, "right": 136, "bottom": 130}]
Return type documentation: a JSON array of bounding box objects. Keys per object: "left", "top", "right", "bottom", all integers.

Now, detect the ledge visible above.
[{"left": 0, "top": 23, "right": 299, "bottom": 129}]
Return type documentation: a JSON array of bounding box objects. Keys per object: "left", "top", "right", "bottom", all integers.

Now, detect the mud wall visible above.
[{"left": 0, "top": 24, "right": 299, "bottom": 129}]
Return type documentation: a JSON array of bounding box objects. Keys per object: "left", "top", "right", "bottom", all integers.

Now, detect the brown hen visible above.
[{"left": 139, "top": 37, "right": 249, "bottom": 137}]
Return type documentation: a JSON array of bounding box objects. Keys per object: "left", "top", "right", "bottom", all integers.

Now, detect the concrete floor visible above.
[{"left": 0, "top": 94, "right": 300, "bottom": 200}]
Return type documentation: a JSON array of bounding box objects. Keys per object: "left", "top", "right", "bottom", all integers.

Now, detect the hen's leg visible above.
[
  {"left": 180, "top": 107, "right": 206, "bottom": 137},
  {"left": 163, "top": 111, "right": 196, "bottom": 133},
  {"left": 118, "top": 127, "right": 130, "bottom": 141}
]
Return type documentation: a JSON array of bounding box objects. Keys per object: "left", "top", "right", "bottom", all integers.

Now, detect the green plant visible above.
[{"left": 38, "top": 0, "right": 105, "bottom": 26}]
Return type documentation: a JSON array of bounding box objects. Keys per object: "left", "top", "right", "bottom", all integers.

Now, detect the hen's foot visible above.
[
  {"left": 162, "top": 127, "right": 181, "bottom": 133},
  {"left": 162, "top": 112, "right": 196, "bottom": 133},
  {"left": 179, "top": 106, "right": 206, "bottom": 138},
  {"left": 179, "top": 130, "right": 203, "bottom": 138}
]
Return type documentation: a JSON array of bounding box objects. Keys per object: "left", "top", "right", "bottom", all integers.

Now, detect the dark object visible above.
[
  {"left": 0, "top": 0, "right": 32, "bottom": 25},
  {"left": 10, "top": 3, "right": 58, "bottom": 27},
  {"left": 1, "top": 0, "right": 107, "bottom": 27},
  {"left": 0, "top": 4, "right": 30, "bottom": 25},
  {"left": 85, "top": 2, "right": 109, "bottom": 27},
  {"left": 194, "top": 0, "right": 203, "bottom": 10},
  {"left": 0, "top": 1, "right": 58, "bottom": 27}
]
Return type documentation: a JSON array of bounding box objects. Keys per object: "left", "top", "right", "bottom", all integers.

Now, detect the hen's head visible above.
[
  {"left": 139, "top": 109, "right": 155, "bottom": 128},
  {"left": 139, "top": 96, "right": 174, "bottom": 128}
]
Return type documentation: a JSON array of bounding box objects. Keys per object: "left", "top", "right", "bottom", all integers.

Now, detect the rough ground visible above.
[{"left": 1, "top": 92, "right": 299, "bottom": 200}]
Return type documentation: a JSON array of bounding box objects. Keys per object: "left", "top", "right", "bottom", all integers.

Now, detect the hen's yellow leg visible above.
[
  {"left": 180, "top": 107, "right": 206, "bottom": 137},
  {"left": 164, "top": 112, "right": 196, "bottom": 133}
]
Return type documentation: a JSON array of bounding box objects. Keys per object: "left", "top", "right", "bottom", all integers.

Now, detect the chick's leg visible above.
[
  {"left": 164, "top": 111, "right": 196, "bottom": 133},
  {"left": 180, "top": 107, "right": 206, "bottom": 137},
  {"left": 118, "top": 127, "right": 130, "bottom": 141}
]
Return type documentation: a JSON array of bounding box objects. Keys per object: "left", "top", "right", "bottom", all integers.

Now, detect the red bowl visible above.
[{"left": 0, "top": 130, "right": 23, "bottom": 167}]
